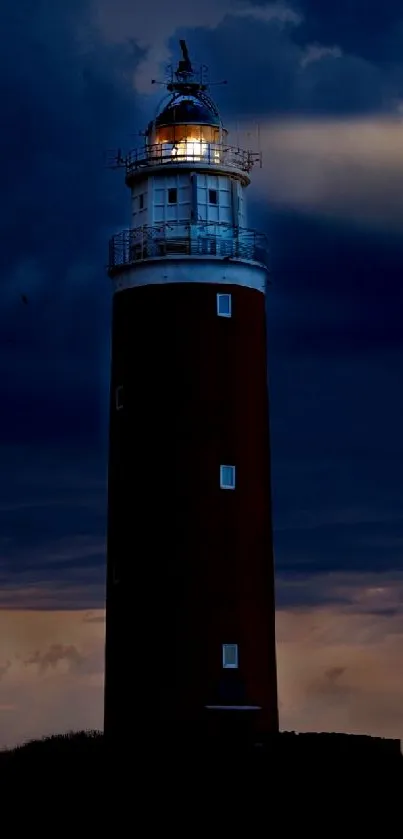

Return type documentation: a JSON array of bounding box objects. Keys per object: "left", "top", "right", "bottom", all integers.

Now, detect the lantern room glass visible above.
[{"left": 153, "top": 123, "right": 223, "bottom": 162}]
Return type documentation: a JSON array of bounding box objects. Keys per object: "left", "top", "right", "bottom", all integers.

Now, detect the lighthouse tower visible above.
[{"left": 104, "top": 42, "right": 279, "bottom": 745}]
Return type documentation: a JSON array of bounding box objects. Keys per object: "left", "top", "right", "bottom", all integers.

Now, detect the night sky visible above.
[{"left": 1, "top": 0, "right": 403, "bottom": 748}]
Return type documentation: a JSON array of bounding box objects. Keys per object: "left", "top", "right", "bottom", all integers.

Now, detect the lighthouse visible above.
[{"left": 103, "top": 41, "right": 279, "bottom": 745}]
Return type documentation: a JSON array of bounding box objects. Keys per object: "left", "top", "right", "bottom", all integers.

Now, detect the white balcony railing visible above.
[
  {"left": 107, "top": 143, "right": 261, "bottom": 176},
  {"left": 108, "top": 222, "right": 269, "bottom": 273}
]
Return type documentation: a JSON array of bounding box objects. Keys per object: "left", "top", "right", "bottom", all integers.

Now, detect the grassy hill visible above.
[{"left": 0, "top": 729, "right": 400, "bottom": 825}]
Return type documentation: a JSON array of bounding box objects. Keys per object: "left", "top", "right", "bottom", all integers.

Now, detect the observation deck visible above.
[{"left": 108, "top": 221, "right": 269, "bottom": 275}]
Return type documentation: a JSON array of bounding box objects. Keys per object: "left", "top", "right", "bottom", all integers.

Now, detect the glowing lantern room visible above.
[{"left": 146, "top": 94, "right": 228, "bottom": 162}]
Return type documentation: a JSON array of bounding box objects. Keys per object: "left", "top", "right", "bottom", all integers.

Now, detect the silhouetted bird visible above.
[{"left": 21, "top": 294, "right": 28, "bottom": 305}]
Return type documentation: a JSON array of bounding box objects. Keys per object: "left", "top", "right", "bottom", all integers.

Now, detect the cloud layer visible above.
[{"left": 250, "top": 117, "right": 403, "bottom": 233}]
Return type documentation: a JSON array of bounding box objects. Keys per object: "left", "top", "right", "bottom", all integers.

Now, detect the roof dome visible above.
[{"left": 155, "top": 97, "right": 220, "bottom": 127}]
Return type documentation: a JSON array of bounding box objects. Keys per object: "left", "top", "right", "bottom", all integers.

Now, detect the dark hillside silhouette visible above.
[{"left": 0, "top": 728, "right": 400, "bottom": 824}]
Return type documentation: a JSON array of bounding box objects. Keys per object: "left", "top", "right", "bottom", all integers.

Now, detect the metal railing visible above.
[
  {"left": 108, "top": 143, "right": 261, "bottom": 175},
  {"left": 108, "top": 222, "right": 269, "bottom": 273}
]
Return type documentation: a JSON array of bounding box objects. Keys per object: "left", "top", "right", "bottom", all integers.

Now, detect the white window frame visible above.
[
  {"left": 222, "top": 643, "right": 239, "bottom": 669},
  {"left": 220, "top": 464, "right": 236, "bottom": 490},
  {"left": 115, "top": 386, "right": 124, "bottom": 411},
  {"left": 217, "top": 293, "right": 232, "bottom": 318}
]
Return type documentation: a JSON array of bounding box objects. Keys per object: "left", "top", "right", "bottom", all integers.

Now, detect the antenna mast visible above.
[{"left": 177, "top": 39, "right": 193, "bottom": 79}]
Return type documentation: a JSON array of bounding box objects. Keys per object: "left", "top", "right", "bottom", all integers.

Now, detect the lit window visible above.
[
  {"left": 171, "top": 139, "right": 207, "bottom": 161},
  {"left": 115, "top": 386, "right": 124, "bottom": 411},
  {"left": 217, "top": 293, "right": 232, "bottom": 318},
  {"left": 220, "top": 465, "right": 235, "bottom": 489},
  {"left": 209, "top": 188, "right": 218, "bottom": 204},
  {"left": 168, "top": 187, "right": 177, "bottom": 204},
  {"left": 222, "top": 644, "right": 238, "bottom": 669}
]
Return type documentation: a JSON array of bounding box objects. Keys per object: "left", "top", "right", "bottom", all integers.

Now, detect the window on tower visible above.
[
  {"left": 217, "top": 293, "right": 232, "bottom": 318},
  {"left": 220, "top": 465, "right": 236, "bottom": 490},
  {"left": 208, "top": 188, "right": 218, "bottom": 204},
  {"left": 222, "top": 644, "right": 239, "bottom": 669},
  {"left": 139, "top": 193, "right": 144, "bottom": 209},
  {"left": 168, "top": 187, "right": 177, "bottom": 204}
]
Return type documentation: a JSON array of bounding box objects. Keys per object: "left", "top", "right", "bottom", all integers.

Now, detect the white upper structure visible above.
[{"left": 108, "top": 41, "right": 269, "bottom": 293}]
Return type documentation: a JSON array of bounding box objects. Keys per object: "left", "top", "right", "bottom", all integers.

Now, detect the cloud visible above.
[
  {"left": 277, "top": 598, "right": 403, "bottom": 740},
  {"left": 276, "top": 570, "right": 403, "bottom": 614},
  {"left": 82, "top": 612, "right": 106, "bottom": 624},
  {"left": 92, "top": 0, "right": 302, "bottom": 91},
  {"left": 294, "top": 0, "right": 403, "bottom": 64},
  {"left": 300, "top": 43, "right": 342, "bottom": 68},
  {"left": 233, "top": 2, "right": 302, "bottom": 26},
  {"left": 0, "top": 661, "right": 11, "bottom": 681},
  {"left": 174, "top": 6, "right": 402, "bottom": 119},
  {"left": 275, "top": 508, "right": 403, "bottom": 534},
  {"left": 325, "top": 666, "right": 346, "bottom": 684},
  {"left": 247, "top": 117, "right": 403, "bottom": 232},
  {"left": 91, "top": 0, "right": 232, "bottom": 92},
  {"left": 24, "top": 644, "right": 84, "bottom": 674},
  {"left": 0, "top": 609, "right": 105, "bottom": 748},
  {"left": 0, "top": 584, "right": 105, "bottom": 611}
]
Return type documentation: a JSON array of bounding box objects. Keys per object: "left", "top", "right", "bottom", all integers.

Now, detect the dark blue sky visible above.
[{"left": 0, "top": 0, "right": 402, "bottom": 614}]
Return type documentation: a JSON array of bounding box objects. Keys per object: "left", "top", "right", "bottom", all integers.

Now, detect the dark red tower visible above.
[{"left": 104, "top": 42, "right": 279, "bottom": 744}]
